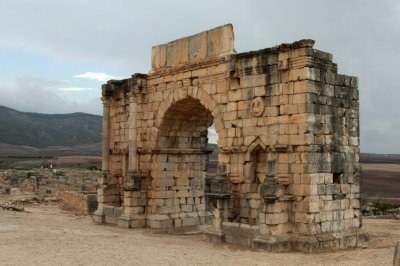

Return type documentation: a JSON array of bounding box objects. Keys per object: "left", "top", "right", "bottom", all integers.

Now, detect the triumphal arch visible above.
[{"left": 94, "top": 24, "right": 366, "bottom": 252}]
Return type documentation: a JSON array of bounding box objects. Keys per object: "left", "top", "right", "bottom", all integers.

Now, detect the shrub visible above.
[
  {"left": 87, "top": 165, "right": 98, "bottom": 171},
  {"left": 376, "top": 201, "right": 395, "bottom": 215}
]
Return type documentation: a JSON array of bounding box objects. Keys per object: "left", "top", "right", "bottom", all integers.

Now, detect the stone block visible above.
[
  {"left": 266, "top": 202, "right": 282, "bottom": 213},
  {"left": 241, "top": 74, "right": 267, "bottom": 88},
  {"left": 344, "top": 209, "right": 354, "bottom": 219},
  {"left": 206, "top": 24, "right": 234, "bottom": 57},
  {"left": 294, "top": 212, "right": 312, "bottom": 223},
  {"left": 325, "top": 184, "right": 339, "bottom": 195},
  {"left": 253, "top": 86, "right": 265, "bottom": 96},
  {"left": 151, "top": 24, "right": 234, "bottom": 69},
  {"left": 320, "top": 211, "right": 333, "bottom": 222},
  {"left": 350, "top": 199, "right": 360, "bottom": 208},
  {"left": 126, "top": 206, "right": 144, "bottom": 214},
  {"left": 324, "top": 173, "right": 333, "bottom": 184},
  {"left": 180, "top": 204, "right": 193, "bottom": 212},
  {"left": 269, "top": 224, "right": 287, "bottom": 236},
  {"left": 340, "top": 184, "right": 351, "bottom": 194},
  {"left": 321, "top": 221, "right": 332, "bottom": 232},
  {"left": 195, "top": 204, "right": 206, "bottom": 212},
  {"left": 182, "top": 217, "right": 198, "bottom": 226},
  {"left": 124, "top": 197, "right": 140, "bottom": 207},
  {"left": 309, "top": 202, "right": 319, "bottom": 213},
  {"left": 228, "top": 89, "right": 242, "bottom": 101},
  {"left": 265, "top": 212, "right": 288, "bottom": 225},
  {"left": 150, "top": 190, "right": 174, "bottom": 199},
  {"left": 248, "top": 199, "right": 260, "bottom": 209},
  {"left": 147, "top": 215, "right": 172, "bottom": 229},
  {"left": 294, "top": 184, "right": 311, "bottom": 196}
]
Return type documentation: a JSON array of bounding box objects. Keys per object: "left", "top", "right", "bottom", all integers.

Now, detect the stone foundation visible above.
[
  {"left": 204, "top": 222, "right": 368, "bottom": 252},
  {"left": 96, "top": 202, "right": 212, "bottom": 229}
]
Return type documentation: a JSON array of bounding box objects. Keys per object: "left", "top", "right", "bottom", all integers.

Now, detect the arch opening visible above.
[
  {"left": 157, "top": 97, "right": 214, "bottom": 150},
  {"left": 149, "top": 97, "right": 218, "bottom": 227}
]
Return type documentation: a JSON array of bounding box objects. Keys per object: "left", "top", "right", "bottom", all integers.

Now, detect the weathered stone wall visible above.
[
  {"left": 0, "top": 168, "right": 100, "bottom": 215},
  {"left": 58, "top": 191, "right": 88, "bottom": 214},
  {"left": 94, "top": 24, "right": 364, "bottom": 251}
]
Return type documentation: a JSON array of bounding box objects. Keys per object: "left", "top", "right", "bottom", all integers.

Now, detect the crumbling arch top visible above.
[{"left": 154, "top": 86, "right": 225, "bottom": 136}]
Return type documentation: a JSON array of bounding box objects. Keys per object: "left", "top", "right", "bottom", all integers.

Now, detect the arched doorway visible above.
[{"left": 147, "top": 96, "right": 215, "bottom": 228}]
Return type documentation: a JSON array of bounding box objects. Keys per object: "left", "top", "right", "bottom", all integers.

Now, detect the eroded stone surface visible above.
[{"left": 95, "top": 24, "right": 364, "bottom": 252}]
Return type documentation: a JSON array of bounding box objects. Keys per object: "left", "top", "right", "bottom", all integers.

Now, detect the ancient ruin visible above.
[{"left": 93, "top": 24, "right": 366, "bottom": 252}]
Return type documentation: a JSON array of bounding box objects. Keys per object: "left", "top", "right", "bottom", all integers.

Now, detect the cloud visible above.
[
  {"left": 0, "top": 0, "right": 399, "bottom": 153},
  {"left": 74, "top": 72, "right": 121, "bottom": 82},
  {"left": 0, "top": 76, "right": 101, "bottom": 115},
  {"left": 58, "top": 87, "right": 93, "bottom": 92}
]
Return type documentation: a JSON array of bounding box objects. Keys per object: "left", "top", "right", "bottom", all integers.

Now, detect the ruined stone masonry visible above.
[{"left": 93, "top": 24, "right": 366, "bottom": 252}]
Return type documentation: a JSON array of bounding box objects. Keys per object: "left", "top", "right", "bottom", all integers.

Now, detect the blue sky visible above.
[{"left": 0, "top": 0, "right": 399, "bottom": 153}]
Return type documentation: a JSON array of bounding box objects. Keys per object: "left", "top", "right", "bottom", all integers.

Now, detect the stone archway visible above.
[
  {"left": 153, "top": 86, "right": 225, "bottom": 141},
  {"left": 147, "top": 96, "right": 216, "bottom": 228},
  {"left": 94, "top": 24, "right": 366, "bottom": 252}
]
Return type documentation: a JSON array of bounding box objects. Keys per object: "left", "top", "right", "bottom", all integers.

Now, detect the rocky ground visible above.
[
  {"left": 0, "top": 167, "right": 399, "bottom": 265},
  {"left": 0, "top": 168, "right": 99, "bottom": 193},
  {"left": 0, "top": 193, "right": 399, "bottom": 266}
]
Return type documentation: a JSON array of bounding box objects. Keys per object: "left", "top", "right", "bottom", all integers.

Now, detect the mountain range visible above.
[{"left": 0, "top": 105, "right": 102, "bottom": 150}]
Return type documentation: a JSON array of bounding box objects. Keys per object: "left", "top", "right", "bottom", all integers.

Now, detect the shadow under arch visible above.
[
  {"left": 146, "top": 87, "right": 224, "bottom": 225},
  {"left": 152, "top": 86, "right": 224, "bottom": 149}
]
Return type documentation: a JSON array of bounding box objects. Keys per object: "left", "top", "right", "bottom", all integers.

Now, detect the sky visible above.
[{"left": 0, "top": 0, "right": 399, "bottom": 153}]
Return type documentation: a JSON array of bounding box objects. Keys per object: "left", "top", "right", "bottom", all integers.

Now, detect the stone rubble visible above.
[
  {"left": 0, "top": 168, "right": 100, "bottom": 214},
  {"left": 0, "top": 201, "right": 24, "bottom": 212}
]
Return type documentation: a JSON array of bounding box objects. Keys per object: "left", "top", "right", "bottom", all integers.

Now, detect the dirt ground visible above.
[
  {"left": 362, "top": 163, "right": 400, "bottom": 202},
  {"left": 0, "top": 203, "right": 399, "bottom": 266}
]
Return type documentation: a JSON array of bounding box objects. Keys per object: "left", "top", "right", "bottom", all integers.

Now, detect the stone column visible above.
[
  {"left": 123, "top": 94, "right": 140, "bottom": 189},
  {"left": 213, "top": 199, "right": 223, "bottom": 234},
  {"left": 93, "top": 97, "right": 111, "bottom": 224},
  {"left": 118, "top": 93, "right": 144, "bottom": 228},
  {"left": 101, "top": 97, "right": 111, "bottom": 177},
  {"left": 128, "top": 95, "right": 138, "bottom": 176},
  {"left": 203, "top": 163, "right": 231, "bottom": 242}
]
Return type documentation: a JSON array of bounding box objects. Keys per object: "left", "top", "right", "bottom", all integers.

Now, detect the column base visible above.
[
  {"left": 92, "top": 209, "right": 105, "bottom": 224},
  {"left": 117, "top": 214, "right": 146, "bottom": 228},
  {"left": 252, "top": 235, "right": 291, "bottom": 252},
  {"left": 201, "top": 225, "right": 225, "bottom": 243},
  {"left": 98, "top": 170, "right": 110, "bottom": 185},
  {"left": 290, "top": 230, "right": 369, "bottom": 253},
  {"left": 201, "top": 222, "right": 368, "bottom": 253}
]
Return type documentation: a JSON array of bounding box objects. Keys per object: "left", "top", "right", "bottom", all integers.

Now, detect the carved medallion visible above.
[{"left": 251, "top": 97, "right": 264, "bottom": 117}]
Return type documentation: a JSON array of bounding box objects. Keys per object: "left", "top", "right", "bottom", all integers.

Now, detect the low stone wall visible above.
[{"left": 57, "top": 191, "right": 97, "bottom": 215}]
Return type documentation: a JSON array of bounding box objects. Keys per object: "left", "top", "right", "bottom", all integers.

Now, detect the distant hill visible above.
[
  {"left": 0, "top": 105, "right": 102, "bottom": 148},
  {"left": 360, "top": 153, "right": 400, "bottom": 164}
]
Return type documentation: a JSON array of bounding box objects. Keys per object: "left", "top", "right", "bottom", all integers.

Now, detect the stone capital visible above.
[
  {"left": 128, "top": 93, "right": 137, "bottom": 103},
  {"left": 101, "top": 97, "right": 111, "bottom": 106}
]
